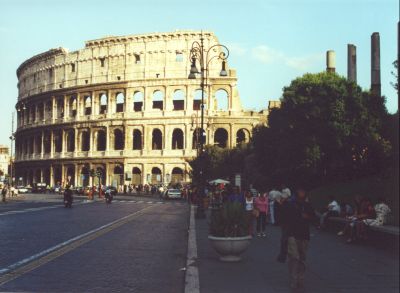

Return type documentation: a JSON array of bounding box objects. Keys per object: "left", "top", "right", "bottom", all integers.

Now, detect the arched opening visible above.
[
  {"left": 81, "top": 131, "right": 90, "bottom": 152},
  {"left": 133, "top": 91, "right": 143, "bottom": 112},
  {"left": 171, "top": 167, "right": 184, "bottom": 184},
  {"left": 99, "top": 93, "right": 107, "bottom": 114},
  {"left": 69, "top": 97, "right": 77, "bottom": 117},
  {"left": 133, "top": 129, "right": 142, "bottom": 150},
  {"left": 84, "top": 96, "right": 92, "bottom": 115},
  {"left": 236, "top": 129, "right": 250, "bottom": 146},
  {"left": 112, "top": 165, "right": 124, "bottom": 187},
  {"left": 80, "top": 166, "right": 89, "bottom": 187},
  {"left": 192, "top": 128, "right": 205, "bottom": 149},
  {"left": 97, "top": 130, "right": 106, "bottom": 151},
  {"left": 132, "top": 167, "right": 142, "bottom": 185},
  {"left": 34, "top": 169, "right": 41, "bottom": 183},
  {"left": 54, "top": 130, "right": 63, "bottom": 153},
  {"left": 56, "top": 99, "right": 64, "bottom": 119},
  {"left": 114, "top": 129, "right": 124, "bottom": 150},
  {"left": 215, "top": 89, "right": 229, "bottom": 110},
  {"left": 38, "top": 103, "right": 44, "bottom": 121},
  {"left": 116, "top": 92, "right": 125, "bottom": 113},
  {"left": 173, "top": 89, "right": 185, "bottom": 111},
  {"left": 151, "top": 167, "right": 162, "bottom": 184},
  {"left": 53, "top": 166, "right": 62, "bottom": 186},
  {"left": 44, "top": 132, "right": 51, "bottom": 153},
  {"left": 152, "top": 129, "right": 163, "bottom": 150},
  {"left": 43, "top": 168, "right": 50, "bottom": 185},
  {"left": 172, "top": 128, "right": 184, "bottom": 150},
  {"left": 35, "top": 135, "right": 42, "bottom": 154},
  {"left": 93, "top": 166, "right": 105, "bottom": 186},
  {"left": 152, "top": 90, "right": 164, "bottom": 110},
  {"left": 66, "top": 166, "right": 75, "bottom": 186},
  {"left": 66, "top": 130, "right": 75, "bottom": 152},
  {"left": 193, "top": 89, "right": 207, "bottom": 110},
  {"left": 214, "top": 128, "right": 228, "bottom": 148}
]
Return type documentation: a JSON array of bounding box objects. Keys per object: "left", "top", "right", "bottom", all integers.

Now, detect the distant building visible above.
[
  {"left": 0, "top": 145, "right": 10, "bottom": 177},
  {"left": 268, "top": 100, "right": 281, "bottom": 112}
]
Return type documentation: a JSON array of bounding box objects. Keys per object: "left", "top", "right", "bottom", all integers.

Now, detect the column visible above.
[
  {"left": 74, "top": 164, "right": 79, "bottom": 187},
  {"left": 229, "top": 124, "right": 234, "bottom": 148},
  {"left": 106, "top": 126, "right": 110, "bottom": 152},
  {"left": 91, "top": 91, "right": 95, "bottom": 119},
  {"left": 63, "top": 95, "right": 68, "bottom": 122},
  {"left": 185, "top": 85, "right": 192, "bottom": 112},
  {"left": 61, "top": 164, "right": 65, "bottom": 187},
  {"left": 74, "top": 128, "right": 79, "bottom": 154},
  {"left": 51, "top": 96, "right": 56, "bottom": 122},
  {"left": 165, "top": 86, "right": 173, "bottom": 111},
  {"left": 50, "top": 165, "right": 54, "bottom": 187},
  {"left": 50, "top": 130, "right": 54, "bottom": 158},
  {"left": 124, "top": 125, "right": 129, "bottom": 151},
  {"left": 89, "top": 129, "right": 93, "bottom": 156}
]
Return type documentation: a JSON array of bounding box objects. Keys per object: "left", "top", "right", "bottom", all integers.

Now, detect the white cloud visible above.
[
  {"left": 250, "top": 44, "right": 323, "bottom": 71},
  {"left": 226, "top": 43, "right": 248, "bottom": 57}
]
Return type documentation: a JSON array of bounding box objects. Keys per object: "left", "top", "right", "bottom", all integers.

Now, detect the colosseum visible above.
[{"left": 14, "top": 30, "right": 268, "bottom": 188}]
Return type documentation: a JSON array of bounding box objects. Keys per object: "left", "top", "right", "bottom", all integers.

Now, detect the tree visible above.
[{"left": 251, "top": 72, "right": 392, "bottom": 190}]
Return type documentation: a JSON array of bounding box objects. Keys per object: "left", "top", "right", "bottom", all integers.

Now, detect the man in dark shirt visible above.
[{"left": 286, "top": 187, "right": 315, "bottom": 292}]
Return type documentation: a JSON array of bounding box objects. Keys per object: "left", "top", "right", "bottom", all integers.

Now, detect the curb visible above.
[{"left": 184, "top": 205, "right": 200, "bottom": 293}]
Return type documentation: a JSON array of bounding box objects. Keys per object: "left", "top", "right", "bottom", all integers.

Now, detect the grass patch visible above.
[{"left": 308, "top": 170, "right": 399, "bottom": 226}]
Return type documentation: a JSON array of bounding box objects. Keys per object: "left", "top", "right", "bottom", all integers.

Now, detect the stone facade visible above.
[
  {"left": 14, "top": 30, "right": 267, "bottom": 187},
  {"left": 0, "top": 145, "right": 9, "bottom": 177}
]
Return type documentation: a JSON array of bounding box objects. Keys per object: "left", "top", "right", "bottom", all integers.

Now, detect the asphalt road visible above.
[{"left": 0, "top": 193, "right": 189, "bottom": 293}]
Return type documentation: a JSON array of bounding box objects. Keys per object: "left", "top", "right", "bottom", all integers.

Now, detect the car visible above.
[
  {"left": 32, "top": 182, "right": 47, "bottom": 193},
  {"left": 16, "top": 186, "right": 29, "bottom": 193},
  {"left": 164, "top": 189, "right": 183, "bottom": 200}
]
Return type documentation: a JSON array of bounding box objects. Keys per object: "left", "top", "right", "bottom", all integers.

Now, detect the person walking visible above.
[
  {"left": 2, "top": 186, "right": 8, "bottom": 202},
  {"left": 285, "top": 187, "right": 315, "bottom": 292},
  {"left": 276, "top": 191, "right": 291, "bottom": 263},
  {"left": 268, "top": 188, "right": 281, "bottom": 225},
  {"left": 254, "top": 192, "right": 269, "bottom": 237},
  {"left": 244, "top": 190, "right": 255, "bottom": 236}
]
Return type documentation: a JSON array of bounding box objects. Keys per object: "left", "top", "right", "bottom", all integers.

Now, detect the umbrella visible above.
[{"left": 209, "top": 179, "right": 230, "bottom": 185}]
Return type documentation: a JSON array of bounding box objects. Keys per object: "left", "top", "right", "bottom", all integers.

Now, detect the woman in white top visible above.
[{"left": 245, "top": 191, "right": 255, "bottom": 236}]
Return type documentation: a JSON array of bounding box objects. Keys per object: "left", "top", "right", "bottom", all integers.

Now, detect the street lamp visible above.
[
  {"left": 188, "top": 32, "right": 229, "bottom": 218},
  {"left": 9, "top": 112, "right": 15, "bottom": 187}
]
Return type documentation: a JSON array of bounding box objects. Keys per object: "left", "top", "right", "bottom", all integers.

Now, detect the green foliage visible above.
[
  {"left": 209, "top": 202, "right": 249, "bottom": 237},
  {"left": 251, "top": 72, "right": 392, "bottom": 190}
]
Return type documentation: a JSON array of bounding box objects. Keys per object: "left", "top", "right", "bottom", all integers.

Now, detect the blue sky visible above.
[{"left": 0, "top": 0, "right": 398, "bottom": 147}]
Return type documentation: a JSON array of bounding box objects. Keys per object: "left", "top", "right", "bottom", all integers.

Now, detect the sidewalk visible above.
[{"left": 195, "top": 210, "right": 399, "bottom": 293}]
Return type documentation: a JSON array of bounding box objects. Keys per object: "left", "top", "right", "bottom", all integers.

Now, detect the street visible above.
[{"left": 0, "top": 194, "right": 189, "bottom": 292}]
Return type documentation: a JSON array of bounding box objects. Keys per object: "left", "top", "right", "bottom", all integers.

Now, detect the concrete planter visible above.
[{"left": 208, "top": 235, "right": 252, "bottom": 262}]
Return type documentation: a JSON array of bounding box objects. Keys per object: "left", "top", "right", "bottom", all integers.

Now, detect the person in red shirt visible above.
[{"left": 254, "top": 192, "right": 269, "bottom": 237}]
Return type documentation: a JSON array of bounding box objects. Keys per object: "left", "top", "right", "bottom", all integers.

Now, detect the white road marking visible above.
[{"left": 184, "top": 205, "right": 200, "bottom": 293}]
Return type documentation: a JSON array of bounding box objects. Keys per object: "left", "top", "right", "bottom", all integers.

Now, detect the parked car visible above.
[
  {"left": 16, "top": 186, "right": 29, "bottom": 194},
  {"left": 164, "top": 189, "right": 183, "bottom": 200},
  {"left": 32, "top": 182, "right": 47, "bottom": 193}
]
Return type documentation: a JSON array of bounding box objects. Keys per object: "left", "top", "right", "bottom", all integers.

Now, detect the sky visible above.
[{"left": 0, "top": 0, "right": 398, "bottom": 147}]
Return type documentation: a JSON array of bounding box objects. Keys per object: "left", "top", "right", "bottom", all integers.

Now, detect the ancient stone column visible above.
[
  {"left": 371, "top": 32, "right": 381, "bottom": 96},
  {"left": 326, "top": 50, "right": 336, "bottom": 73},
  {"left": 347, "top": 44, "right": 357, "bottom": 83}
]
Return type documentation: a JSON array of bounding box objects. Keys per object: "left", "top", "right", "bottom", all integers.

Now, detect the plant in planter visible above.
[{"left": 208, "top": 202, "right": 252, "bottom": 262}]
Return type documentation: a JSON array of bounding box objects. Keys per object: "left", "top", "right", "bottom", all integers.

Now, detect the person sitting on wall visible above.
[{"left": 318, "top": 195, "right": 341, "bottom": 229}]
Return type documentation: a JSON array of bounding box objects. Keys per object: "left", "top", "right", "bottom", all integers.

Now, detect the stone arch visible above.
[
  {"left": 133, "top": 91, "right": 144, "bottom": 112},
  {"left": 43, "top": 168, "right": 50, "bottom": 185},
  {"left": 171, "top": 167, "right": 184, "bottom": 184},
  {"left": 116, "top": 92, "right": 125, "bottom": 113},
  {"left": 99, "top": 93, "right": 107, "bottom": 114},
  {"left": 93, "top": 166, "right": 106, "bottom": 186},
  {"left": 214, "top": 128, "right": 229, "bottom": 148},
  {"left": 192, "top": 128, "right": 205, "bottom": 149},
  {"left": 151, "top": 167, "right": 162, "bottom": 184},
  {"left": 96, "top": 129, "right": 106, "bottom": 151},
  {"left": 236, "top": 128, "right": 250, "bottom": 145},
  {"left": 81, "top": 130, "right": 90, "bottom": 151},
  {"left": 173, "top": 89, "right": 185, "bottom": 111},
  {"left": 69, "top": 96, "right": 77, "bottom": 117},
  {"left": 152, "top": 129, "right": 163, "bottom": 150},
  {"left": 56, "top": 98, "right": 64, "bottom": 119},
  {"left": 215, "top": 88, "right": 229, "bottom": 110},
  {"left": 80, "top": 165, "right": 90, "bottom": 187},
  {"left": 172, "top": 128, "right": 184, "bottom": 150},
  {"left": 66, "top": 166, "right": 75, "bottom": 186},
  {"left": 53, "top": 166, "right": 62, "bottom": 186},
  {"left": 84, "top": 95, "right": 92, "bottom": 115},
  {"left": 35, "top": 134, "right": 42, "bottom": 154},
  {"left": 112, "top": 165, "right": 124, "bottom": 187},
  {"left": 193, "top": 89, "right": 207, "bottom": 110},
  {"left": 66, "top": 129, "right": 75, "bottom": 152},
  {"left": 132, "top": 167, "right": 142, "bottom": 185},
  {"left": 44, "top": 132, "right": 51, "bottom": 153},
  {"left": 152, "top": 90, "right": 164, "bottom": 110},
  {"left": 54, "top": 130, "right": 62, "bottom": 153},
  {"left": 34, "top": 169, "right": 41, "bottom": 183},
  {"left": 133, "top": 129, "right": 142, "bottom": 150},
  {"left": 114, "top": 128, "right": 124, "bottom": 150}
]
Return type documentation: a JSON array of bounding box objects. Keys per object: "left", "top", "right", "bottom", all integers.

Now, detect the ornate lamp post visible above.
[{"left": 188, "top": 33, "right": 229, "bottom": 218}]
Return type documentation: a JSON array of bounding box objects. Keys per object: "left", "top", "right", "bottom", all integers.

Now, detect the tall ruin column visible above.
[
  {"left": 347, "top": 44, "right": 357, "bottom": 83},
  {"left": 371, "top": 32, "right": 381, "bottom": 96},
  {"left": 326, "top": 50, "right": 336, "bottom": 73}
]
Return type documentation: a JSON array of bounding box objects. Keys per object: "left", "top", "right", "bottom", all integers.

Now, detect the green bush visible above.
[{"left": 209, "top": 202, "right": 249, "bottom": 237}]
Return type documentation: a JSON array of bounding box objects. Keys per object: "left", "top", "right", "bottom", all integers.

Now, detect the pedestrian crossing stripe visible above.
[{"left": 112, "top": 200, "right": 186, "bottom": 206}]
